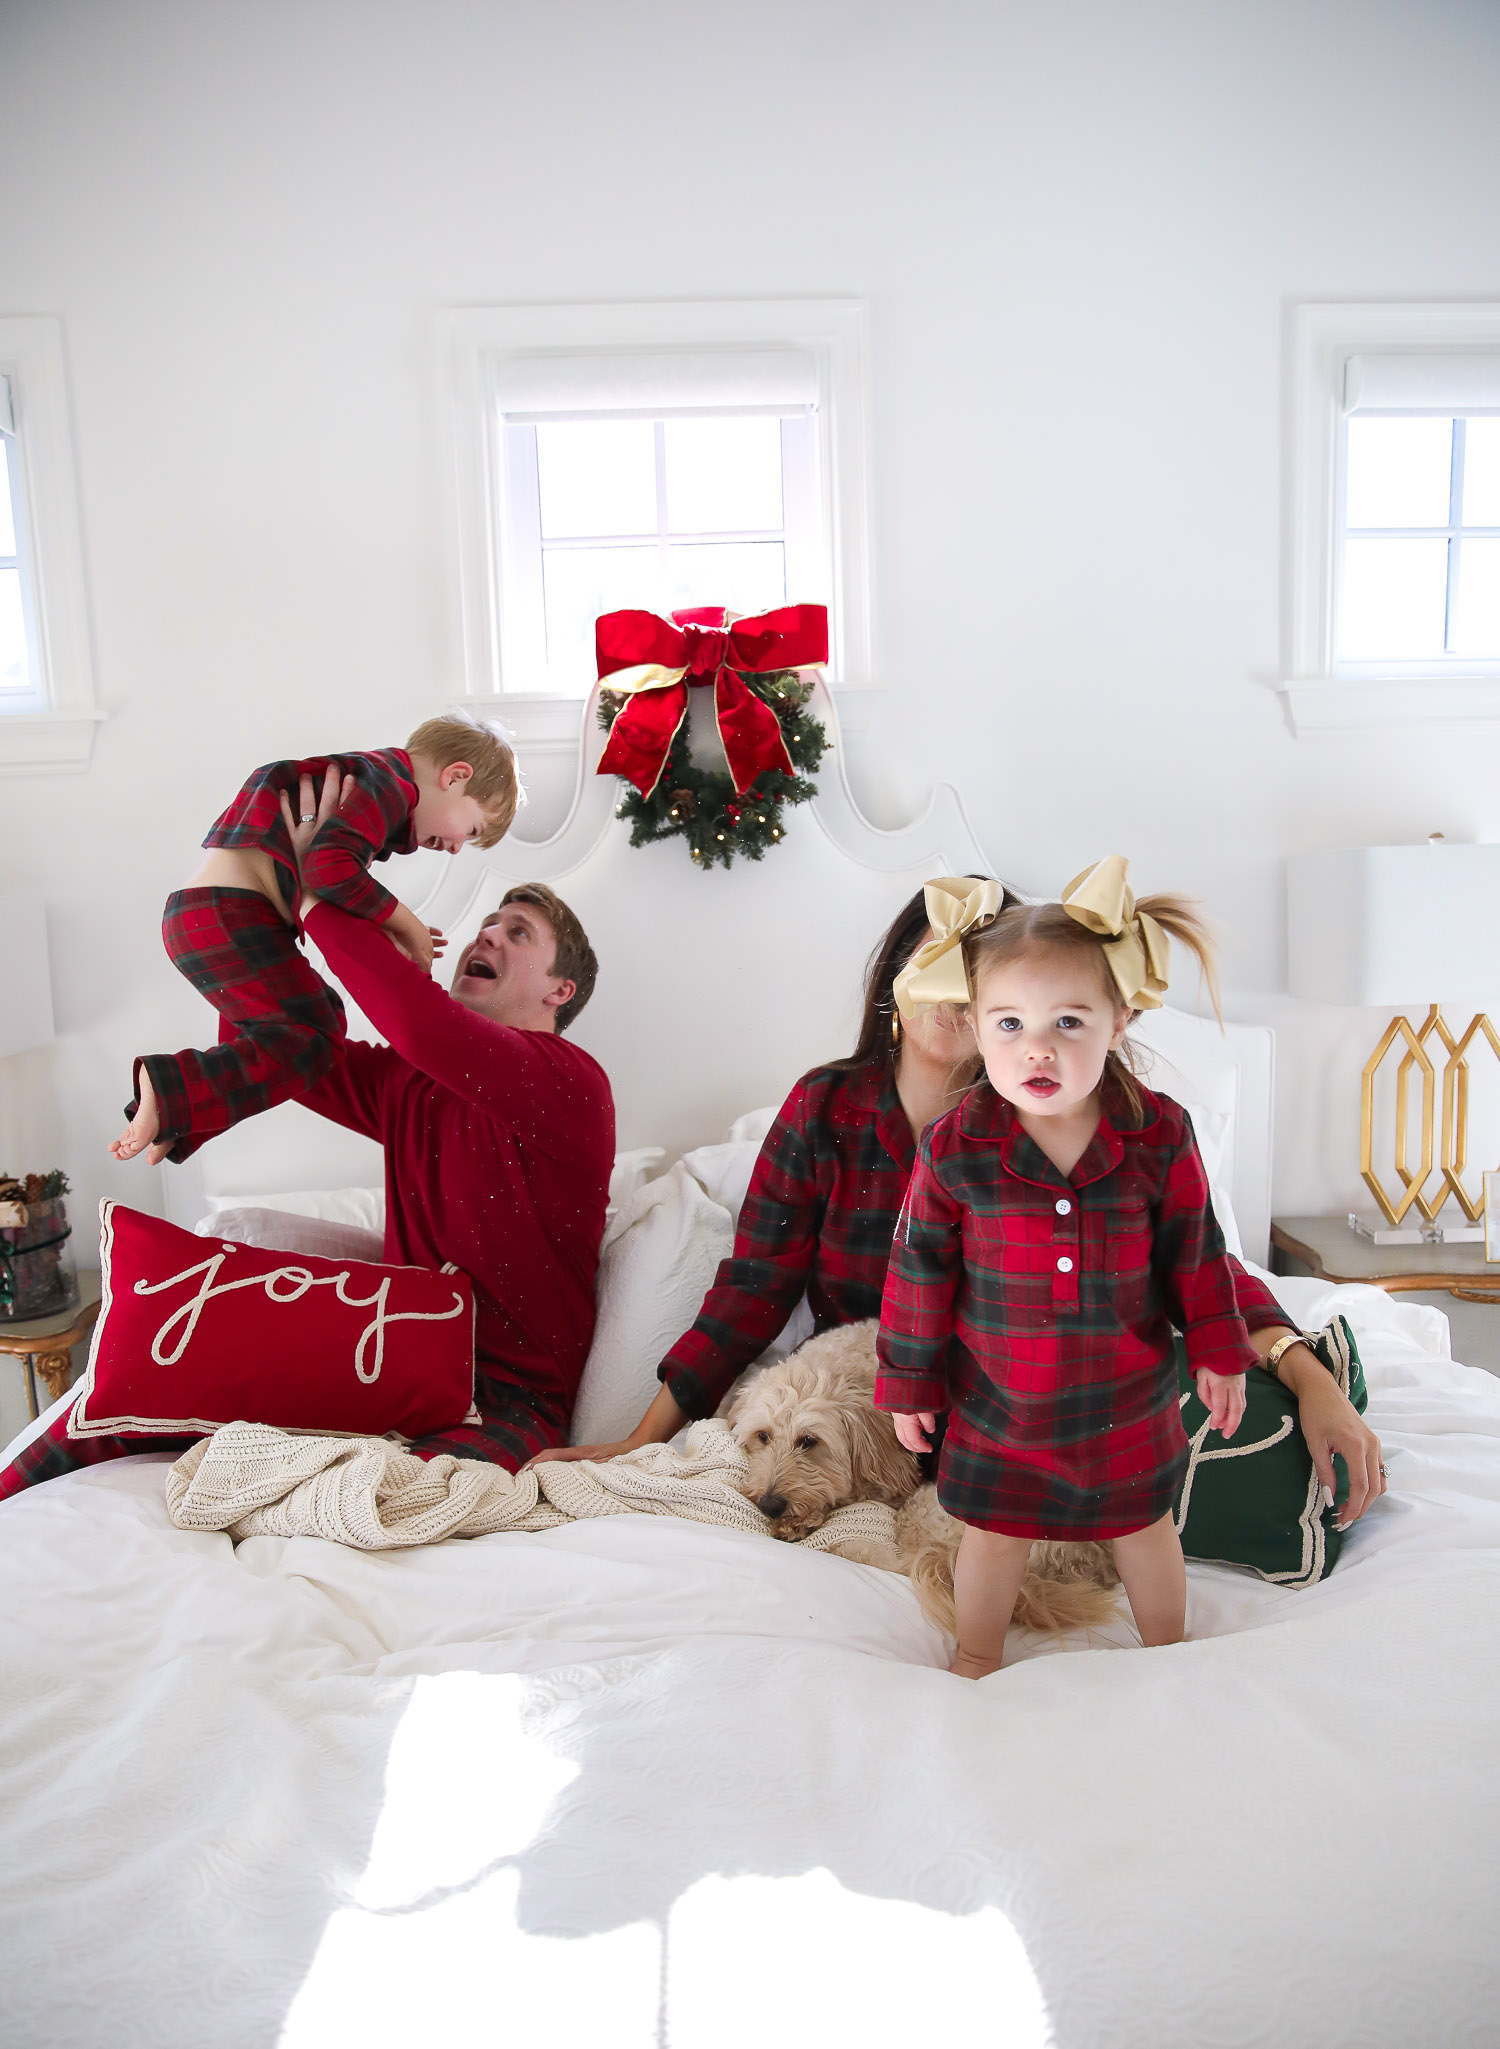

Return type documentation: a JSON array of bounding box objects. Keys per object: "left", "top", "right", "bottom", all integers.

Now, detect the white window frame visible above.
[
  {"left": 1283, "top": 302, "right": 1500, "bottom": 736},
  {"left": 436, "top": 300, "right": 871, "bottom": 741},
  {"left": 0, "top": 317, "right": 102, "bottom": 774}
]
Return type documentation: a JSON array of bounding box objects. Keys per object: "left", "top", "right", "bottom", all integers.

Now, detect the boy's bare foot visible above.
[
  {"left": 110, "top": 1067, "right": 169, "bottom": 1165},
  {"left": 949, "top": 1649, "right": 1004, "bottom": 1680}
]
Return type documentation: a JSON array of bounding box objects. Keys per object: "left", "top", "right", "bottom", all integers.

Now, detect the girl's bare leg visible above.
[
  {"left": 950, "top": 1525, "right": 1034, "bottom": 1678},
  {"left": 1111, "top": 1512, "right": 1187, "bottom": 1646}
]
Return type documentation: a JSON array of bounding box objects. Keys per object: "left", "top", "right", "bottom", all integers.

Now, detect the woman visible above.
[{"left": 537, "top": 881, "right": 1385, "bottom": 1526}]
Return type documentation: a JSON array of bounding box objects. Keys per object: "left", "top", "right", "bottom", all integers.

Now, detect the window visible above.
[
  {"left": 1284, "top": 303, "right": 1500, "bottom": 735},
  {"left": 0, "top": 317, "right": 101, "bottom": 774},
  {"left": 0, "top": 392, "right": 43, "bottom": 705},
  {"left": 438, "top": 302, "right": 870, "bottom": 715}
]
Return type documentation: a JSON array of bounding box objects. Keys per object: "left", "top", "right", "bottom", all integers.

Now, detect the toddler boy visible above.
[{"left": 111, "top": 714, "right": 518, "bottom": 1165}]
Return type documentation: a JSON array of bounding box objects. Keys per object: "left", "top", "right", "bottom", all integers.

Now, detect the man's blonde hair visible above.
[{"left": 406, "top": 714, "right": 519, "bottom": 848}]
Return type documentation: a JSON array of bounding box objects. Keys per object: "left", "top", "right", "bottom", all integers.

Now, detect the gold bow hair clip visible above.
[
  {"left": 892, "top": 878, "right": 1007, "bottom": 1021},
  {"left": 1061, "top": 854, "right": 1170, "bottom": 1011}
]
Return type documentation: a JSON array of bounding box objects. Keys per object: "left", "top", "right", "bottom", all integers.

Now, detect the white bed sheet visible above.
[{"left": 2, "top": 1277, "right": 1498, "bottom": 2049}]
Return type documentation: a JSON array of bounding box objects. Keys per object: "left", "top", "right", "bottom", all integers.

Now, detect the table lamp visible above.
[{"left": 1286, "top": 837, "right": 1500, "bottom": 1242}]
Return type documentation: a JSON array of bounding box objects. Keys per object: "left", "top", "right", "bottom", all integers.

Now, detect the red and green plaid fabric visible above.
[
  {"left": 659, "top": 1061, "right": 917, "bottom": 1418},
  {"left": 137, "top": 887, "right": 349, "bottom": 1164},
  {"left": 204, "top": 746, "right": 417, "bottom": 926},
  {"left": 661, "top": 1060, "right": 1288, "bottom": 1425},
  {"left": 875, "top": 1082, "right": 1257, "bottom": 1539}
]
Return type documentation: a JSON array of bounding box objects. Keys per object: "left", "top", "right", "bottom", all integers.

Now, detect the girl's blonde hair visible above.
[{"left": 960, "top": 894, "right": 1221, "bottom": 1122}]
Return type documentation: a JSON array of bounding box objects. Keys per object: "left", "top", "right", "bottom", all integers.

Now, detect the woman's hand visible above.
[
  {"left": 525, "top": 1384, "right": 690, "bottom": 1469},
  {"left": 1252, "top": 1327, "right": 1386, "bottom": 1528},
  {"left": 893, "top": 1411, "right": 936, "bottom": 1455},
  {"left": 526, "top": 1437, "right": 642, "bottom": 1468}
]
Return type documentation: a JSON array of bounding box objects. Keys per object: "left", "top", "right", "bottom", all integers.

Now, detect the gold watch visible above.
[{"left": 1261, "top": 1331, "right": 1306, "bottom": 1385}]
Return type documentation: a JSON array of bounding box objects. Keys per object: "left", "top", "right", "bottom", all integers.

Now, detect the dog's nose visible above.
[{"left": 757, "top": 1491, "right": 788, "bottom": 1520}]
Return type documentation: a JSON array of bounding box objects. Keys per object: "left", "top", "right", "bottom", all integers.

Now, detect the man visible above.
[{"left": 0, "top": 773, "right": 613, "bottom": 1495}]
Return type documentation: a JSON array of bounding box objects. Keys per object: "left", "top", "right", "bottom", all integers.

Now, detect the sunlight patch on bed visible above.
[
  {"left": 278, "top": 1673, "right": 661, "bottom": 2044},
  {"left": 665, "top": 1870, "right": 1052, "bottom": 2046}
]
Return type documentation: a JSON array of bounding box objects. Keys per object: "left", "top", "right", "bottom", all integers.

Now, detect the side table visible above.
[
  {"left": 0, "top": 1270, "right": 102, "bottom": 1419},
  {"left": 1270, "top": 1217, "right": 1500, "bottom": 1377}
]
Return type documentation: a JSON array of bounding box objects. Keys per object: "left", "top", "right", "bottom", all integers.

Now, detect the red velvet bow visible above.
[{"left": 595, "top": 604, "right": 829, "bottom": 799}]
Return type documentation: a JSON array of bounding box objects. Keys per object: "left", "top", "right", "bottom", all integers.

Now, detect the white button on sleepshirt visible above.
[
  {"left": 1056, "top": 1255, "right": 1074, "bottom": 1272},
  {"left": 1055, "top": 1198, "right": 1072, "bottom": 1214}
]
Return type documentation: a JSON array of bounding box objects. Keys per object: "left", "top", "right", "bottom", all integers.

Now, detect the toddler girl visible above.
[{"left": 875, "top": 856, "right": 1251, "bottom": 1678}]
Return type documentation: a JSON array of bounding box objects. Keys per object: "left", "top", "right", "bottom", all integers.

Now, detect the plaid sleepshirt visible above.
[
  {"left": 658, "top": 1061, "right": 919, "bottom": 1419},
  {"left": 875, "top": 1081, "right": 1257, "bottom": 1540},
  {"left": 133, "top": 748, "right": 418, "bottom": 1162}
]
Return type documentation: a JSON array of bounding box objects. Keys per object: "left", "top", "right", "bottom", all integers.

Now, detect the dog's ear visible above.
[
  {"left": 724, "top": 1369, "right": 762, "bottom": 1434},
  {"left": 844, "top": 1400, "right": 922, "bottom": 1503}
]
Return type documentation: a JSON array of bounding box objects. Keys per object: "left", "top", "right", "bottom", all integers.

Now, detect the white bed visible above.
[{"left": 3, "top": 696, "right": 1498, "bottom": 2047}]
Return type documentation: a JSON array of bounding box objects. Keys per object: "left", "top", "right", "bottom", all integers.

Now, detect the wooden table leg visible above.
[{"left": 34, "top": 1348, "right": 75, "bottom": 1405}]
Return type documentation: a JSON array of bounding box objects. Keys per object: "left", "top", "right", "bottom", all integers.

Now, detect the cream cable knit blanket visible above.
[{"left": 164, "top": 1417, "right": 901, "bottom": 1565}]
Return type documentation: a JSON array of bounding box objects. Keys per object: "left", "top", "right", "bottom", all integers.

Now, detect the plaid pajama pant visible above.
[
  {"left": 136, "top": 888, "right": 349, "bottom": 1164},
  {"left": 0, "top": 1373, "right": 568, "bottom": 1502}
]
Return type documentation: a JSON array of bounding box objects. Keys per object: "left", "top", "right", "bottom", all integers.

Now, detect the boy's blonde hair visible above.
[
  {"left": 963, "top": 894, "right": 1221, "bottom": 1121},
  {"left": 406, "top": 714, "right": 519, "bottom": 849}
]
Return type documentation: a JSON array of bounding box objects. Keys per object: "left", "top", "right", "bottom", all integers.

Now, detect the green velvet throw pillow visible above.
[{"left": 1172, "top": 1316, "right": 1369, "bottom": 1588}]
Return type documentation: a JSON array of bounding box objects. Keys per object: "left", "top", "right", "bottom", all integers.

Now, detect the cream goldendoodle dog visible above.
[{"left": 726, "top": 1320, "right": 1120, "bottom": 1636}]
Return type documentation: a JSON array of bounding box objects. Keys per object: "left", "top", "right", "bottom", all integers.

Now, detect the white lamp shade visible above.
[
  {"left": 1286, "top": 845, "right": 1500, "bottom": 1007},
  {"left": 0, "top": 896, "right": 56, "bottom": 1056}
]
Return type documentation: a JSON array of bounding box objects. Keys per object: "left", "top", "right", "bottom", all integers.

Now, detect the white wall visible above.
[{"left": 3, "top": 0, "right": 1500, "bottom": 1255}]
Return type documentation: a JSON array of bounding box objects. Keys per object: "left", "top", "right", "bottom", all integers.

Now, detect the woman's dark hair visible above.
[{"left": 829, "top": 874, "right": 1021, "bottom": 1073}]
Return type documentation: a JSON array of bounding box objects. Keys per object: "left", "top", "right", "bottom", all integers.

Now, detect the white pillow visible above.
[
  {"left": 202, "top": 1185, "right": 386, "bottom": 1232},
  {"left": 570, "top": 1162, "right": 734, "bottom": 1446},
  {"left": 608, "top": 1146, "right": 666, "bottom": 1216},
  {"left": 680, "top": 1105, "right": 778, "bottom": 1225},
  {"left": 194, "top": 1206, "right": 386, "bottom": 1265}
]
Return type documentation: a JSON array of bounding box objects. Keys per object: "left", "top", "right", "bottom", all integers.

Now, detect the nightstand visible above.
[
  {"left": 1270, "top": 1217, "right": 1500, "bottom": 1375},
  {"left": 0, "top": 1270, "right": 101, "bottom": 1419}
]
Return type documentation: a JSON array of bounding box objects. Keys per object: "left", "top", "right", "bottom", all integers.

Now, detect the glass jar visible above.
[{"left": 0, "top": 1196, "right": 80, "bottom": 1320}]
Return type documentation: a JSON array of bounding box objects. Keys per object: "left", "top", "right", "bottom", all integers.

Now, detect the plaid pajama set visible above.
[
  {"left": 658, "top": 1061, "right": 920, "bottom": 1419},
  {"left": 137, "top": 748, "right": 417, "bottom": 1163},
  {"left": 875, "top": 1081, "right": 1257, "bottom": 1540}
]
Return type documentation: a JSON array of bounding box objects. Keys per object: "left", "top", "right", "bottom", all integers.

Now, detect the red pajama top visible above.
[
  {"left": 299, "top": 904, "right": 614, "bottom": 1427},
  {"left": 204, "top": 747, "right": 418, "bottom": 925},
  {"left": 875, "top": 1081, "right": 1258, "bottom": 1537}
]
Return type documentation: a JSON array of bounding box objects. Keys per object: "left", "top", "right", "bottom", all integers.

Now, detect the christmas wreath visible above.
[
  {"left": 598, "top": 668, "right": 828, "bottom": 870},
  {"left": 593, "top": 603, "right": 831, "bottom": 870}
]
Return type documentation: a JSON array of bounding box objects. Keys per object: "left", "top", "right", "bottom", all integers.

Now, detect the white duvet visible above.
[{"left": 2, "top": 1272, "right": 1499, "bottom": 2049}]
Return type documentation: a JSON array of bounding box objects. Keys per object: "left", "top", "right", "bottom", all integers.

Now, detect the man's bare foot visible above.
[
  {"left": 949, "top": 1649, "right": 1004, "bottom": 1680},
  {"left": 110, "top": 1068, "right": 168, "bottom": 1164}
]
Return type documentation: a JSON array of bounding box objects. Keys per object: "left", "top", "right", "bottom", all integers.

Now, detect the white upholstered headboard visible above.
[{"left": 158, "top": 685, "right": 1274, "bottom": 1264}]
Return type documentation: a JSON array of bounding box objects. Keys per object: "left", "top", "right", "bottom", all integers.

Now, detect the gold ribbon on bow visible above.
[
  {"left": 892, "top": 877, "right": 1007, "bottom": 1020},
  {"left": 1060, "top": 855, "right": 1170, "bottom": 1010}
]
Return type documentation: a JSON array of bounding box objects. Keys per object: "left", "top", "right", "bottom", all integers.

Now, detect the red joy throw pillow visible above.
[{"left": 69, "top": 1202, "right": 477, "bottom": 1441}]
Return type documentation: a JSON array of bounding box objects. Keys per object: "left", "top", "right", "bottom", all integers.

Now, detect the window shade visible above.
[
  {"left": 1343, "top": 353, "right": 1500, "bottom": 415},
  {"left": 491, "top": 348, "right": 820, "bottom": 419},
  {"left": 0, "top": 374, "right": 12, "bottom": 436}
]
